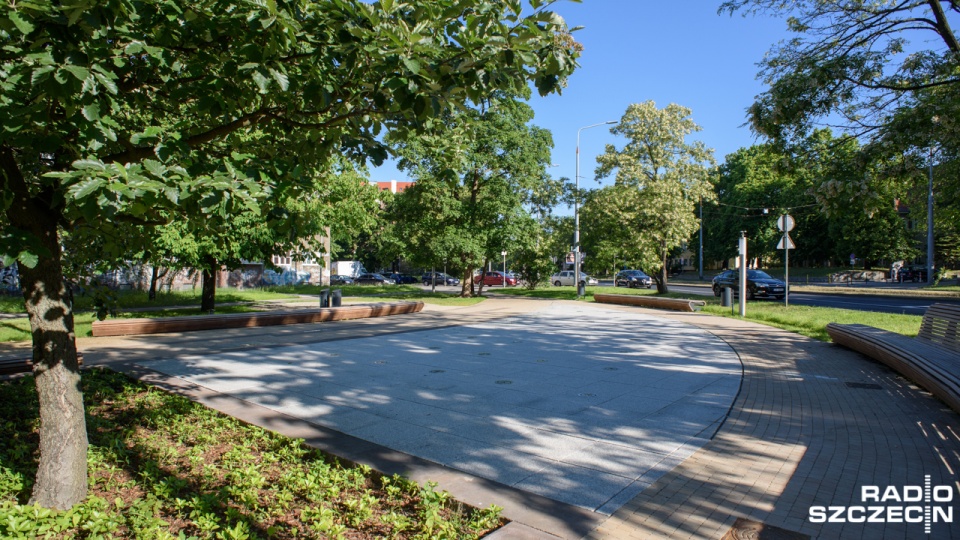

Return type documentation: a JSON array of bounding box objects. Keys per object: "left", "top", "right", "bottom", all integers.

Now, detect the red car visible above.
[{"left": 475, "top": 271, "right": 517, "bottom": 286}]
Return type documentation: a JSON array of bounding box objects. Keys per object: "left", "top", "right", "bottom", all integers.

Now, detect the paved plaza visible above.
[
  {"left": 15, "top": 296, "right": 959, "bottom": 539},
  {"left": 142, "top": 303, "right": 741, "bottom": 514}
]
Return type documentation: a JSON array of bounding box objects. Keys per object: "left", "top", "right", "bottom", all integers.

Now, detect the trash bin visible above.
[
  {"left": 577, "top": 282, "right": 586, "bottom": 297},
  {"left": 721, "top": 287, "right": 732, "bottom": 307},
  {"left": 319, "top": 289, "right": 330, "bottom": 308},
  {"left": 331, "top": 289, "right": 342, "bottom": 307}
]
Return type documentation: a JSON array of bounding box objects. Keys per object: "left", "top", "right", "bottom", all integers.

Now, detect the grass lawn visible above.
[
  {"left": 0, "top": 368, "right": 502, "bottom": 539},
  {"left": 502, "top": 285, "right": 923, "bottom": 341}
]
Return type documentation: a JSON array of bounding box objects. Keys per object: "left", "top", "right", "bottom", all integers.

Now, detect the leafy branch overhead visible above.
[
  {"left": 1, "top": 0, "right": 581, "bottom": 263},
  {"left": 720, "top": 0, "right": 960, "bottom": 148}
]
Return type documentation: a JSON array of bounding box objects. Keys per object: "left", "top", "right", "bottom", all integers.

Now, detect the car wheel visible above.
[
  {"left": 646, "top": 284, "right": 653, "bottom": 289},
  {"left": 748, "top": 289, "right": 757, "bottom": 300},
  {"left": 775, "top": 295, "right": 784, "bottom": 300},
  {"left": 554, "top": 281, "right": 562, "bottom": 287},
  {"left": 713, "top": 286, "right": 721, "bottom": 297}
]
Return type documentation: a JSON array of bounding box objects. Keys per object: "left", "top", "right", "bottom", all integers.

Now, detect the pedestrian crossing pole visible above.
[{"left": 738, "top": 231, "right": 747, "bottom": 317}]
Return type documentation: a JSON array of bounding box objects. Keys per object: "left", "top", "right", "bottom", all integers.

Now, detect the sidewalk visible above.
[{"left": 15, "top": 297, "right": 960, "bottom": 539}]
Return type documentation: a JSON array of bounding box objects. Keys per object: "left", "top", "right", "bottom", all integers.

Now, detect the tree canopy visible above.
[
  {"left": 586, "top": 101, "right": 715, "bottom": 293},
  {"left": 721, "top": 0, "right": 960, "bottom": 148},
  {"left": 388, "top": 95, "right": 557, "bottom": 295},
  {"left": 0, "top": 0, "right": 582, "bottom": 509}
]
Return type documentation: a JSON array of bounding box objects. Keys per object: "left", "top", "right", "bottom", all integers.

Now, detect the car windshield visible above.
[{"left": 747, "top": 270, "right": 774, "bottom": 280}]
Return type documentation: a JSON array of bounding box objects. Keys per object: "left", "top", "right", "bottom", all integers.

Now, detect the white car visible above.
[{"left": 551, "top": 270, "right": 598, "bottom": 287}]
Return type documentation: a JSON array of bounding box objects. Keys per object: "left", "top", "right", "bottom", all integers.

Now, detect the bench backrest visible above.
[{"left": 918, "top": 303, "right": 960, "bottom": 353}]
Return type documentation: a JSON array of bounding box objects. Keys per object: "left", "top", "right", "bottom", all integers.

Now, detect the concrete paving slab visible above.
[{"left": 132, "top": 302, "right": 741, "bottom": 515}]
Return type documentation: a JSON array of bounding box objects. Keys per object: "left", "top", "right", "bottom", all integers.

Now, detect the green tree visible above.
[
  {"left": 0, "top": 0, "right": 580, "bottom": 509},
  {"left": 589, "top": 102, "right": 716, "bottom": 293},
  {"left": 720, "top": 0, "right": 960, "bottom": 147},
  {"left": 705, "top": 144, "right": 832, "bottom": 268},
  {"left": 388, "top": 96, "right": 558, "bottom": 296}
]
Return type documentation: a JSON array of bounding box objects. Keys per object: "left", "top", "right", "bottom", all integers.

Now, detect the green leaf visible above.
[
  {"left": 63, "top": 65, "right": 89, "bottom": 81},
  {"left": 30, "top": 65, "right": 55, "bottom": 85},
  {"left": 73, "top": 159, "right": 105, "bottom": 171},
  {"left": 251, "top": 70, "right": 270, "bottom": 93},
  {"left": 94, "top": 72, "right": 118, "bottom": 94},
  {"left": 82, "top": 103, "right": 100, "bottom": 121},
  {"left": 269, "top": 68, "right": 289, "bottom": 91},
  {"left": 70, "top": 177, "right": 105, "bottom": 199},
  {"left": 18, "top": 251, "right": 38, "bottom": 269},
  {"left": 8, "top": 11, "right": 36, "bottom": 34},
  {"left": 402, "top": 57, "right": 421, "bottom": 74}
]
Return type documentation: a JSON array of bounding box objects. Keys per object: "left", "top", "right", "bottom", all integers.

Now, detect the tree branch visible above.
[{"left": 928, "top": 0, "right": 960, "bottom": 53}]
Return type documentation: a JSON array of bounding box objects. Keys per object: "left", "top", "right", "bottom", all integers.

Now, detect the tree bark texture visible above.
[
  {"left": 2, "top": 147, "right": 88, "bottom": 509},
  {"left": 200, "top": 256, "right": 218, "bottom": 312},
  {"left": 149, "top": 265, "right": 161, "bottom": 300}
]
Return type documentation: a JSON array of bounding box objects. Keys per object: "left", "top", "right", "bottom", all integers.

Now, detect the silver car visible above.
[{"left": 551, "top": 270, "right": 598, "bottom": 287}]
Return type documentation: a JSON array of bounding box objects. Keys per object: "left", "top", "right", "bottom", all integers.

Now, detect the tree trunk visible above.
[
  {"left": 2, "top": 147, "right": 88, "bottom": 510},
  {"left": 461, "top": 267, "right": 475, "bottom": 298},
  {"left": 148, "top": 265, "right": 161, "bottom": 300},
  {"left": 201, "top": 256, "right": 218, "bottom": 312},
  {"left": 656, "top": 245, "right": 669, "bottom": 294}
]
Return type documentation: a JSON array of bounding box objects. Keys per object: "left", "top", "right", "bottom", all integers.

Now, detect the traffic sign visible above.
[
  {"left": 777, "top": 214, "right": 795, "bottom": 232},
  {"left": 777, "top": 233, "right": 796, "bottom": 250}
]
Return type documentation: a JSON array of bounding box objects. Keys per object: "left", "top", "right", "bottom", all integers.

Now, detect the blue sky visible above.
[{"left": 372, "top": 2, "right": 791, "bottom": 211}]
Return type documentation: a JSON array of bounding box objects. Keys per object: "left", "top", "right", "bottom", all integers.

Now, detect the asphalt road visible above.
[
  {"left": 425, "top": 281, "right": 957, "bottom": 316},
  {"left": 667, "top": 284, "right": 957, "bottom": 316}
]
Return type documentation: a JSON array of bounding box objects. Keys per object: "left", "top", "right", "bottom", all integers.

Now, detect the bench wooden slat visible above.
[
  {"left": 827, "top": 303, "right": 960, "bottom": 413},
  {"left": 917, "top": 303, "right": 960, "bottom": 353},
  {"left": 594, "top": 293, "right": 705, "bottom": 312}
]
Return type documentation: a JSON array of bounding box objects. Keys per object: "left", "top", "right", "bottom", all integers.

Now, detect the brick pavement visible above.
[{"left": 586, "top": 308, "right": 960, "bottom": 539}]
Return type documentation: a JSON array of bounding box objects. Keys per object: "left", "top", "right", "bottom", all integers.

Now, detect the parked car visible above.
[
  {"left": 899, "top": 265, "right": 928, "bottom": 282},
  {"left": 421, "top": 272, "right": 460, "bottom": 286},
  {"left": 355, "top": 273, "right": 395, "bottom": 285},
  {"left": 330, "top": 274, "right": 354, "bottom": 285},
  {"left": 476, "top": 271, "right": 518, "bottom": 286},
  {"left": 614, "top": 269, "right": 653, "bottom": 289},
  {"left": 550, "top": 270, "right": 598, "bottom": 287},
  {"left": 712, "top": 269, "right": 786, "bottom": 300},
  {"left": 388, "top": 273, "right": 418, "bottom": 284}
]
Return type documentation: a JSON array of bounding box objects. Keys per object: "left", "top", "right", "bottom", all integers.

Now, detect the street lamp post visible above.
[
  {"left": 575, "top": 121, "right": 616, "bottom": 297},
  {"left": 928, "top": 145, "right": 935, "bottom": 284},
  {"left": 502, "top": 250, "right": 507, "bottom": 288}
]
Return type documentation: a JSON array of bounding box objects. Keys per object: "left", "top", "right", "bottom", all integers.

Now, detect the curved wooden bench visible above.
[
  {"left": 826, "top": 303, "right": 960, "bottom": 412},
  {"left": 91, "top": 301, "right": 425, "bottom": 337},
  {"left": 594, "top": 293, "right": 706, "bottom": 312}
]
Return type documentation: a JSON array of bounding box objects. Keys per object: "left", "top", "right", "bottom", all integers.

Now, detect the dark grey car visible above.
[
  {"left": 712, "top": 269, "right": 786, "bottom": 300},
  {"left": 615, "top": 270, "right": 653, "bottom": 288}
]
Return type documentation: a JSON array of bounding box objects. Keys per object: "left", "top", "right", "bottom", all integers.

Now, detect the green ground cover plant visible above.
[{"left": 0, "top": 368, "right": 502, "bottom": 539}]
